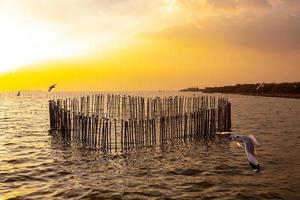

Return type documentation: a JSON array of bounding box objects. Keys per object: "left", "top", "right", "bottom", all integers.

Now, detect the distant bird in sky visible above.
[
  {"left": 48, "top": 84, "right": 57, "bottom": 92},
  {"left": 232, "top": 135, "right": 260, "bottom": 172},
  {"left": 17, "top": 91, "right": 21, "bottom": 96}
]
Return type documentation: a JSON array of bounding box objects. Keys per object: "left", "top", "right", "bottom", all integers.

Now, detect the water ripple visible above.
[{"left": 0, "top": 93, "right": 299, "bottom": 199}]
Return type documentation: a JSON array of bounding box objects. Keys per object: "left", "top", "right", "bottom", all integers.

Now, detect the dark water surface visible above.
[{"left": 0, "top": 92, "right": 299, "bottom": 199}]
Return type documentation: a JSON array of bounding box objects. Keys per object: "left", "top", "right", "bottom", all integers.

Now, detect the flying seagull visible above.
[
  {"left": 232, "top": 135, "right": 260, "bottom": 172},
  {"left": 256, "top": 83, "right": 264, "bottom": 90},
  {"left": 48, "top": 84, "right": 57, "bottom": 92}
]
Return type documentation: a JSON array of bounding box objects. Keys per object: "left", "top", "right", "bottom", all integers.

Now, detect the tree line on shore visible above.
[{"left": 180, "top": 82, "right": 300, "bottom": 97}]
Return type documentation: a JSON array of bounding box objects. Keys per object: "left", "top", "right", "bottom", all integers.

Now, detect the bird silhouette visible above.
[
  {"left": 232, "top": 135, "right": 260, "bottom": 172},
  {"left": 48, "top": 84, "right": 57, "bottom": 92}
]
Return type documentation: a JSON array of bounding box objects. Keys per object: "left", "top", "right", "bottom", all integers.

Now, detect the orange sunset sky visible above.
[{"left": 0, "top": 0, "right": 299, "bottom": 91}]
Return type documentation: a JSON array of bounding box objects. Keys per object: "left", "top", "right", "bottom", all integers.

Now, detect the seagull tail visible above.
[{"left": 249, "top": 162, "right": 260, "bottom": 172}]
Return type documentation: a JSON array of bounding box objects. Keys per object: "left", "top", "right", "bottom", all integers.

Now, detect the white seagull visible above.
[
  {"left": 232, "top": 135, "right": 260, "bottom": 172},
  {"left": 48, "top": 84, "right": 57, "bottom": 92}
]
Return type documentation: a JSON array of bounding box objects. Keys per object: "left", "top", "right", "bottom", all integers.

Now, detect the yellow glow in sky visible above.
[
  {"left": 163, "top": 0, "right": 179, "bottom": 17},
  {"left": 0, "top": 18, "right": 88, "bottom": 73},
  {"left": 0, "top": 0, "right": 299, "bottom": 91}
]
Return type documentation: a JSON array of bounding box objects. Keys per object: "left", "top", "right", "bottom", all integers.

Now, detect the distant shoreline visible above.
[
  {"left": 180, "top": 91, "right": 300, "bottom": 99},
  {"left": 228, "top": 93, "right": 300, "bottom": 99},
  {"left": 180, "top": 82, "right": 300, "bottom": 99}
]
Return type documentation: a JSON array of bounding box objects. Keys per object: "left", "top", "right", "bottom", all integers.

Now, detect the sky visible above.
[{"left": 0, "top": 0, "right": 299, "bottom": 91}]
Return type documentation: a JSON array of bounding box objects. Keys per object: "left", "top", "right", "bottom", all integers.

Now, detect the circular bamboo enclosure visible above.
[{"left": 49, "top": 94, "right": 231, "bottom": 154}]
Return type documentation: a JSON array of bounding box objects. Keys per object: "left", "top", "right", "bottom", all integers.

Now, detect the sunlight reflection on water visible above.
[{"left": 0, "top": 92, "right": 299, "bottom": 199}]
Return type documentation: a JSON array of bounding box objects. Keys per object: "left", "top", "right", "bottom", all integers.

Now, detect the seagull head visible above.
[{"left": 230, "top": 134, "right": 242, "bottom": 141}]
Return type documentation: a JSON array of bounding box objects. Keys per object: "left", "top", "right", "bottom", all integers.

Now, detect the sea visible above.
[{"left": 0, "top": 92, "right": 299, "bottom": 199}]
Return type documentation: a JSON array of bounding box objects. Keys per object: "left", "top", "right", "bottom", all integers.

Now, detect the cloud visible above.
[
  {"left": 283, "top": 0, "right": 300, "bottom": 6},
  {"left": 225, "top": 14, "right": 300, "bottom": 52},
  {"left": 177, "top": 0, "right": 271, "bottom": 10},
  {"left": 281, "top": 0, "right": 300, "bottom": 12},
  {"left": 142, "top": 12, "right": 300, "bottom": 53},
  {"left": 139, "top": 0, "right": 300, "bottom": 53},
  {"left": 238, "top": 0, "right": 271, "bottom": 8},
  {"left": 20, "top": 0, "right": 161, "bottom": 22},
  {"left": 2, "top": 0, "right": 300, "bottom": 56},
  {"left": 206, "top": 0, "right": 238, "bottom": 9},
  {"left": 0, "top": 0, "right": 166, "bottom": 55}
]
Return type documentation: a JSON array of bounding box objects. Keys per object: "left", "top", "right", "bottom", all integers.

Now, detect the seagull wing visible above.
[
  {"left": 246, "top": 151, "right": 259, "bottom": 166},
  {"left": 236, "top": 142, "right": 244, "bottom": 148},
  {"left": 249, "top": 135, "right": 259, "bottom": 145},
  {"left": 48, "top": 84, "right": 57, "bottom": 92}
]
